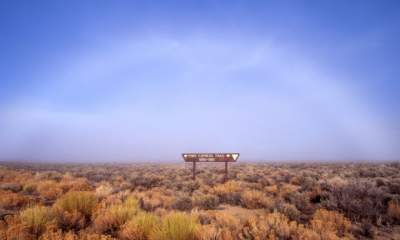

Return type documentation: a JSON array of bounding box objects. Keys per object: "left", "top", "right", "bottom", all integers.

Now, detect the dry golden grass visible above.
[
  {"left": 119, "top": 212, "right": 159, "bottom": 240},
  {"left": 37, "top": 181, "right": 63, "bottom": 201},
  {"left": 20, "top": 206, "right": 54, "bottom": 238},
  {"left": 212, "top": 181, "right": 242, "bottom": 204},
  {"left": 95, "top": 184, "right": 114, "bottom": 199},
  {"left": 310, "top": 209, "right": 352, "bottom": 238},
  {"left": 388, "top": 199, "right": 400, "bottom": 222},
  {"left": 240, "top": 190, "right": 274, "bottom": 209},
  {"left": 54, "top": 191, "right": 97, "bottom": 231},
  {"left": 149, "top": 212, "right": 199, "bottom": 240},
  {"left": 0, "top": 190, "right": 32, "bottom": 210},
  {"left": 94, "top": 196, "right": 139, "bottom": 234},
  {"left": 54, "top": 191, "right": 97, "bottom": 218}
]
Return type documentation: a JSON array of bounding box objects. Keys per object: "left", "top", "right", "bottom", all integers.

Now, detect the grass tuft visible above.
[
  {"left": 120, "top": 212, "right": 159, "bottom": 240},
  {"left": 20, "top": 205, "right": 53, "bottom": 237},
  {"left": 150, "top": 212, "right": 198, "bottom": 240},
  {"left": 54, "top": 191, "right": 97, "bottom": 218}
]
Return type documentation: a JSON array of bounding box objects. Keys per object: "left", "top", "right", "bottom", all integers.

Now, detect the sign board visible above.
[
  {"left": 182, "top": 153, "right": 240, "bottom": 181},
  {"left": 182, "top": 153, "right": 240, "bottom": 162}
]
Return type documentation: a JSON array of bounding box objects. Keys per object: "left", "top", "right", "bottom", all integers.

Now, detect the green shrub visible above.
[
  {"left": 150, "top": 212, "right": 198, "bottom": 240},
  {"left": 94, "top": 196, "right": 140, "bottom": 234},
  {"left": 54, "top": 191, "right": 97, "bottom": 230},
  {"left": 109, "top": 197, "right": 139, "bottom": 225},
  {"left": 54, "top": 191, "right": 97, "bottom": 218},
  {"left": 120, "top": 212, "right": 159, "bottom": 240},
  {"left": 20, "top": 206, "right": 53, "bottom": 237}
]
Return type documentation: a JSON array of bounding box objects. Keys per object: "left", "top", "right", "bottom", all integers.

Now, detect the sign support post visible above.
[
  {"left": 224, "top": 161, "right": 228, "bottom": 182},
  {"left": 193, "top": 161, "right": 196, "bottom": 180}
]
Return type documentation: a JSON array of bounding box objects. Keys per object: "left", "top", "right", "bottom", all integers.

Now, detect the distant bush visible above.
[
  {"left": 240, "top": 190, "right": 274, "bottom": 209},
  {"left": 150, "top": 212, "right": 199, "bottom": 240},
  {"left": 131, "top": 175, "right": 162, "bottom": 189},
  {"left": 20, "top": 206, "right": 53, "bottom": 238},
  {"left": 95, "top": 184, "right": 114, "bottom": 199},
  {"left": 136, "top": 190, "right": 174, "bottom": 211},
  {"left": 276, "top": 202, "right": 301, "bottom": 221},
  {"left": 172, "top": 196, "right": 192, "bottom": 211},
  {"left": 139, "top": 197, "right": 163, "bottom": 212},
  {"left": 193, "top": 193, "right": 219, "bottom": 210},
  {"left": 37, "top": 181, "right": 63, "bottom": 201},
  {"left": 212, "top": 181, "right": 242, "bottom": 205},
  {"left": 0, "top": 183, "right": 22, "bottom": 192},
  {"left": 59, "top": 177, "right": 93, "bottom": 192},
  {"left": 23, "top": 183, "right": 37, "bottom": 195},
  {"left": 0, "top": 191, "right": 31, "bottom": 210}
]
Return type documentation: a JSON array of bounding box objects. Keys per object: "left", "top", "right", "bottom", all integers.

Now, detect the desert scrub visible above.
[
  {"left": 55, "top": 191, "right": 96, "bottom": 218},
  {"left": 37, "top": 181, "right": 63, "bottom": 201},
  {"left": 240, "top": 211, "right": 319, "bottom": 240},
  {"left": 150, "top": 212, "right": 199, "bottom": 240},
  {"left": 39, "top": 230, "right": 115, "bottom": 240},
  {"left": 20, "top": 206, "right": 53, "bottom": 238},
  {"left": 109, "top": 197, "right": 140, "bottom": 223},
  {"left": 95, "top": 183, "right": 114, "bottom": 199},
  {"left": 388, "top": 199, "right": 400, "bottom": 222},
  {"left": 23, "top": 183, "right": 38, "bottom": 195},
  {"left": 171, "top": 195, "right": 192, "bottom": 211},
  {"left": 212, "top": 181, "right": 242, "bottom": 205},
  {"left": 0, "top": 215, "right": 30, "bottom": 240},
  {"left": 54, "top": 191, "right": 97, "bottom": 230},
  {"left": 119, "top": 212, "right": 159, "bottom": 240},
  {"left": 241, "top": 212, "right": 291, "bottom": 239},
  {"left": 193, "top": 193, "right": 219, "bottom": 210},
  {"left": 240, "top": 190, "right": 274, "bottom": 209},
  {"left": 94, "top": 196, "right": 140, "bottom": 234},
  {"left": 59, "top": 177, "right": 92, "bottom": 192},
  {"left": 325, "top": 181, "right": 387, "bottom": 223},
  {"left": 0, "top": 182, "right": 22, "bottom": 192},
  {"left": 0, "top": 190, "right": 31, "bottom": 210},
  {"left": 311, "top": 209, "right": 351, "bottom": 237},
  {"left": 276, "top": 202, "right": 301, "bottom": 221}
]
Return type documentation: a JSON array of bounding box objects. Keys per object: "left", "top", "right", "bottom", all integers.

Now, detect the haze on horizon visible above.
[{"left": 0, "top": 1, "right": 399, "bottom": 163}]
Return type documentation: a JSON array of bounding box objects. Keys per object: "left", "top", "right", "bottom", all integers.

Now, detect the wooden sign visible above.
[
  {"left": 182, "top": 153, "right": 240, "bottom": 181},
  {"left": 182, "top": 153, "right": 240, "bottom": 162}
]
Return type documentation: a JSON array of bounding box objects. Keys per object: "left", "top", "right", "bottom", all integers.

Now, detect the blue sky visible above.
[{"left": 0, "top": 1, "right": 399, "bottom": 162}]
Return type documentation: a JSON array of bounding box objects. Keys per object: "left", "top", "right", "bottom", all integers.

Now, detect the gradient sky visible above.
[{"left": 0, "top": 1, "right": 399, "bottom": 162}]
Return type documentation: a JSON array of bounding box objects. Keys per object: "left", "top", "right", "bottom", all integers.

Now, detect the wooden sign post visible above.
[{"left": 182, "top": 153, "right": 240, "bottom": 181}]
